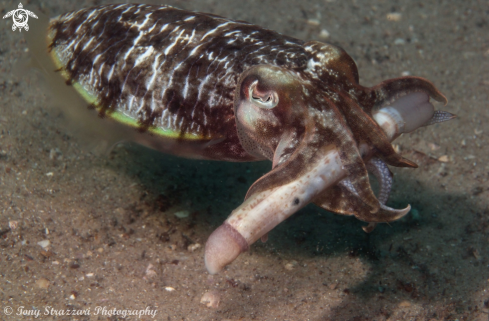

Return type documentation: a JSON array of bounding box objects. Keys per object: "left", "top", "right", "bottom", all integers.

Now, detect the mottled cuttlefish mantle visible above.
[
  {"left": 45, "top": 4, "right": 311, "bottom": 160},
  {"left": 31, "top": 4, "right": 455, "bottom": 275}
]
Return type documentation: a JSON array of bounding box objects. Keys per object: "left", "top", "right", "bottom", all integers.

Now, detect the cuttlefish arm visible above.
[{"left": 205, "top": 62, "right": 453, "bottom": 274}]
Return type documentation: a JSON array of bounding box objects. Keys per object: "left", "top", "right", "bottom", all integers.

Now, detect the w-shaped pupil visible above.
[{"left": 253, "top": 95, "right": 272, "bottom": 102}]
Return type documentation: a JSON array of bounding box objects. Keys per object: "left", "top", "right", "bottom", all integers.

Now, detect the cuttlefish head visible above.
[
  {"left": 235, "top": 65, "right": 311, "bottom": 169},
  {"left": 205, "top": 43, "right": 454, "bottom": 274}
]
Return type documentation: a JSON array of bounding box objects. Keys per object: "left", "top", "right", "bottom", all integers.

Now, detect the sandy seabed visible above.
[{"left": 0, "top": 0, "right": 488, "bottom": 320}]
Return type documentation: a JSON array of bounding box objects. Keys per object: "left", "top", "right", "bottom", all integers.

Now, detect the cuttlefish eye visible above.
[
  {"left": 249, "top": 80, "right": 279, "bottom": 109},
  {"left": 234, "top": 65, "right": 298, "bottom": 160}
]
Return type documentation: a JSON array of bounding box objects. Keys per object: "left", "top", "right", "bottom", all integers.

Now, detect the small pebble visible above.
[
  {"left": 428, "top": 143, "right": 440, "bottom": 151},
  {"left": 8, "top": 221, "right": 18, "bottom": 230},
  {"left": 394, "top": 38, "right": 405, "bottom": 45},
  {"left": 285, "top": 260, "right": 298, "bottom": 271},
  {"left": 40, "top": 250, "right": 53, "bottom": 258},
  {"left": 165, "top": 287, "right": 176, "bottom": 292},
  {"left": 37, "top": 240, "right": 50, "bottom": 249},
  {"left": 386, "top": 12, "right": 402, "bottom": 21},
  {"left": 306, "top": 19, "right": 320, "bottom": 26},
  {"left": 200, "top": 290, "right": 220, "bottom": 308},
  {"left": 399, "top": 300, "right": 411, "bottom": 307},
  {"left": 36, "top": 278, "right": 50, "bottom": 289},
  {"left": 174, "top": 210, "right": 189, "bottom": 218},
  {"left": 145, "top": 264, "right": 157, "bottom": 278},
  {"left": 187, "top": 243, "right": 201, "bottom": 252},
  {"left": 319, "top": 29, "right": 330, "bottom": 39},
  {"left": 438, "top": 155, "right": 449, "bottom": 163},
  {"left": 49, "top": 149, "right": 57, "bottom": 160}
]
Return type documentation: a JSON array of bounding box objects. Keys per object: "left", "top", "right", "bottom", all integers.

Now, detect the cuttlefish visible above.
[{"left": 26, "top": 4, "right": 454, "bottom": 274}]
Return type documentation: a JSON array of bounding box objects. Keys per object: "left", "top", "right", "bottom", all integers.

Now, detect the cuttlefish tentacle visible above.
[
  {"left": 366, "top": 157, "right": 393, "bottom": 205},
  {"left": 362, "top": 157, "right": 393, "bottom": 233}
]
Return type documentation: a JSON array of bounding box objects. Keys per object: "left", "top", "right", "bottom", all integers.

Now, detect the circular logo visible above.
[
  {"left": 4, "top": 306, "right": 13, "bottom": 315},
  {"left": 2, "top": 3, "right": 38, "bottom": 32},
  {"left": 13, "top": 9, "right": 28, "bottom": 29}
]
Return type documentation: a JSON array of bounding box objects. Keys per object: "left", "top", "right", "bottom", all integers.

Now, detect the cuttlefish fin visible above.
[{"left": 23, "top": 10, "right": 139, "bottom": 155}]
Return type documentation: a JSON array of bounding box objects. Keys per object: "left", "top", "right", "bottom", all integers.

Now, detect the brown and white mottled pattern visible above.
[
  {"left": 49, "top": 4, "right": 309, "bottom": 160},
  {"left": 45, "top": 4, "right": 455, "bottom": 272}
]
